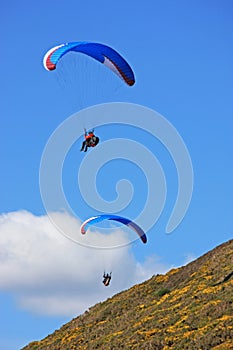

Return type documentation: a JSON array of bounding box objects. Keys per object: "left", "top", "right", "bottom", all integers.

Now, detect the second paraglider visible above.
[{"left": 80, "top": 215, "right": 147, "bottom": 244}]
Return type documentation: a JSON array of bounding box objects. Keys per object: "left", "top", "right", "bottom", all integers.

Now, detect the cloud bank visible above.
[{"left": 0, "top": 211, "right": 170, "bottom": 317}]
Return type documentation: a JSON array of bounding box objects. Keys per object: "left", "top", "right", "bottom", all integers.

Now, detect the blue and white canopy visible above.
[
  {"left": 43, "top": 42, "right": 135, "bottom": 86},
  {"left": 80, "top": 214, "right": 147, "bottom": 243}
]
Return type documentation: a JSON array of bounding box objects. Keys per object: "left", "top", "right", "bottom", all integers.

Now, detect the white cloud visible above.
[{"left": 0, "top": 211, "right": 171, "bottom": 317}]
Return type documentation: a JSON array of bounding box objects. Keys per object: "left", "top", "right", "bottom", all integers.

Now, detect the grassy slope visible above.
[{"left": 22, "top": 239, "right": 233, "bottom": 350}]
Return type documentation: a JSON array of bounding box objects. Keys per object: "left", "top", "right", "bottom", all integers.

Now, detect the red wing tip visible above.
[
  {"left": 128, "top": 80, "right": 135, "bottom": 86},
  {"left": 46, "top": 63, "right": 56, "bottom": 71},
  {"left": 141, "top": 235, "right": 147, "bottom": 243}
]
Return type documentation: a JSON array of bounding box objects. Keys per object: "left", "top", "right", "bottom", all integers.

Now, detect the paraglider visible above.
[
  {"left": 80, "top": 129, "right": 99, "bottom": 152},
  {"left": 103, "top": 272, "right": 112, "bottom": 287},
  {"left": 43, "top": 41, "right": 135, "bottom": 86},
  {"left": 80, "top": 214, "right": 147, "bottom": 244},
  {"left": 42, "top": 42, "right": 141, "bottom": 287}
]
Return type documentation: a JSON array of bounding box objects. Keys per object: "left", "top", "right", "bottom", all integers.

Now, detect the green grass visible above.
[{"left": 22, "top": 239, "right": 233, "bottom": 350}]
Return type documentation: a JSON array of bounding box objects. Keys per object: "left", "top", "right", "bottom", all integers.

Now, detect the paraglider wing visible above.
[
  {"left": 43, "top": 43, "right": 66, "bottom": 71},
  {"left": 80, "top": 215, "right": 147, "bottom": 243},
  {"left": 43, "top": 42, "right": 135, "bottom": 86}
]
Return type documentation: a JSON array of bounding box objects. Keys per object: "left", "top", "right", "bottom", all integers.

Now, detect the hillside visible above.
[{"left": 22, "top": 239, "right": 233, "bottom": 350}]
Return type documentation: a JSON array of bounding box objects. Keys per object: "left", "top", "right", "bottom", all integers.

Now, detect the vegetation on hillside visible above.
[{"left": 22, "top": 239, "right": 233, "bottom": 349}]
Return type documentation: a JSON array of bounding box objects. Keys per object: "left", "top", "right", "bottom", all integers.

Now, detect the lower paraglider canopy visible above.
[{"left": 81, "top": 214, "right": 147, "bottom": 244}]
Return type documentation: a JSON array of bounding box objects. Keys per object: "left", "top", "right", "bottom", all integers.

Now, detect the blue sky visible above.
[{"left": 1, "top": 1, "right": 233, "bottom": 349}]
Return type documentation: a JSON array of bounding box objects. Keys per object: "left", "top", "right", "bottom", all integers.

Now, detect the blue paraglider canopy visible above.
[
  {"left": 81, "top": 214, "right": 147, "bottom": 244},
  {"left": 43, "top": 42, "right": 135, "bottom": 86}
]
